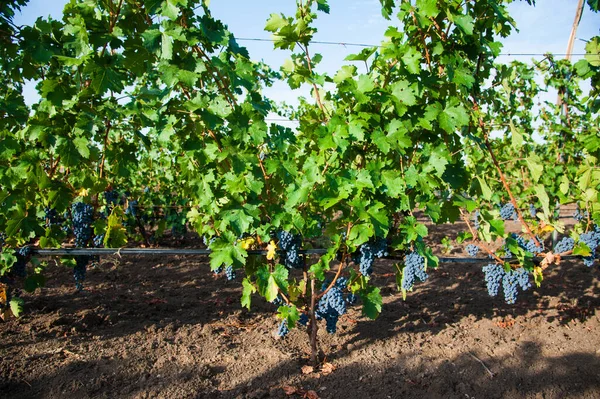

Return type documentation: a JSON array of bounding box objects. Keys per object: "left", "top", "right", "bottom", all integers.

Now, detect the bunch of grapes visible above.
[
  {"left": 44, "top": 207, "right": 59, "bottom": 227},
  {"left": 93, "top": 234, "right": 105, "bottom": 248},
  {"left": 225, "top": 265, "right": 235, "bottom": 281},
  {"left": 573, "top": 208, "right": 588, "bottom": 222},
  {"left": 529, "top": 204, "right": 537, "bottom": 218},
  {"left": 104, "top": 190, "right": 120, "bottom": 209},
  {"left": 316, "top": 285, "right": 347, "bottom": 334},
  {"left": 401, "top": 251, "right": 428, "bottom": 291},
  {"left": 472, "top": 210, "right": 480, "bottom": 230},
  {"left": 353, "top": 237, "right": 388, "bottom": 277},
  {"left": 73, "top": 256, "right": 91, "bottom": 291},
  {"left": 482, "top": 263, "right": 530, "bottom": 304},
  {"left": 11, "top": 246, "right": 32, "bottom": 278},
  {"left": 579, "top": 226, "right": 600, "bottom": 267},
  {"left": 71, "top": 202, "right": 94, "bottom": 247},
  {"left": 466, "top": 244, "right": 479, "bottom": 257},
  {"left": 125, "top": 200, "right": 138, "bottom": 218},
  {"left": 482, "top": 263, "right": 504, "bottom": 296},
  {"left": 500, "top": 203, "right": 517, "bottom": 220},
  {"left": 554, "top": 237, "right": 575, "bottom": 254},
  {"left": 276, "top": 230, "right": 303, "bottom": 269},
  {"left": 512, "top": 233, "right": 544, "bottom": 254},
  {"left": 277, "top": 320, "right": 289, "bottom": 337},
  {"left": 298, "top": 313, "right": 309, "bottom": 326}
]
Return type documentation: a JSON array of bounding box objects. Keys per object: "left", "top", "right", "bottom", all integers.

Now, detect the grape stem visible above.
[
  {"left": 317, "top": 219, "right": 353, "bottom": 300},
  {"left": 481, "top": 128, "right": 541, "bottom": 249},
  {"left": 460, "top": 209, "right": 505, "bottom": 264},
  {"left": 309, "top": 278, "right": 319, "bottom": 367}
]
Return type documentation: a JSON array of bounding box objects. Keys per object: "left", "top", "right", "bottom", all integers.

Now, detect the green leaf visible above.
[
  {"left": 477, "top": 176, "right": 493, "bottom": 201},
  {"left": 278, "top": 304, "right": 300, "bottom": 328},
  {"left": 526, "top": 154, "right": 543, "bottom": 183},
  {"left": 161, "top": 32, "right": 173, "bottom": 60},
  {"left": 265, "top": 13, "right": 287, "bottom": 32},
  {"left": 438, "top": 102, "right": 468, "bottom": 133},
  {"left": 509, "top": 120, "right": 523, "bottom": 148},
  {"left": 9, "top": 297, "right": 24, "bottom": 318},
  {"left": 401, "top": 46, "right": 421, "bottom": 74},
  {"left": 585, "top": 37, "right": 600, "bottom": 67},
  {"left": 391, "top": 81, "right": 416, "bottom": 106},
  {"left": 241, "top": 278, "right": 256, "bottom": 310},
  {"left": 360, "top": 286, "right": 382, "bottom": 319},
  {"left": 534, "top": 185, "right": 550, "bottom": 218},
  {"left": 453, "top": 14, "right": 474, "bottom": 35}
]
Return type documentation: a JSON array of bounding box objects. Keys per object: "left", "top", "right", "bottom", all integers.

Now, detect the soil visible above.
[{"left": 1, "top": 220, "right": 600, "bottom": 399}]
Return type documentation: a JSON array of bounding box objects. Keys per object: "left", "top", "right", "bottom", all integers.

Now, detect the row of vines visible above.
[{"left": 0, "top": 0, "right": 599, "bottom": 365}]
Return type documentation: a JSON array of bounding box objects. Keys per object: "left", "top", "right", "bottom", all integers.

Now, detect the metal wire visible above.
[{"left": 31, "top": 247, "right": 592, "bottom": 263}]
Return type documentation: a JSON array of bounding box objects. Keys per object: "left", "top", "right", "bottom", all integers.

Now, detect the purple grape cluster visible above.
[
  {"left": 401, "top": 251, "right": 428, "bottom": 291},
  {"left": 482, "top": 263, "right": 530, "bottom": 304},
  {"left": 500, "top": 203, "right": 517, "bottom": 220},
  {"left": 104, "top": 190, "right": 120, "bottom": 208},
  {"left": 44, "top": 207, "right": 59, "bottom": 227},
  {"left": 298, "top": 313, "right": 309, "bottom": 326},
  {"left": 553, "top": 237, "right": 575, "bottom": 254},
  {"left": 225, "top": 265, "right": 235, "bottom": 281},
  {"left": 472, "top": 210, "right": 480, "bottom": 230},
  {"left": 353, "top": 237, "right": 388, "bottom": 277},
  {"left": 276, "top": 230, "right": 303, "bottom": 269},
  {"left": 277, "top": 320, "right": 289, "bottom": 337},
  {"left": 73, "top": 256, "right": 90, "bottom": 291},
  {"left": 512, "top": 233, "right": 544, "bottom": 254},
  {"left": 93, "top": 234, "right": 104, "bottom": 247},
  {"left": 466, "top": 244, "right": 479, "bottom": 257},
  {"left": 529, "top": 204, "right": 537, "bottom": 218},
  {"left": 579, "top": 226, "right": 600, "bottom": 267},
  {"left": 573, "top": 208, "right": 588, "bottom": 222},
  {"left": 482, "top": 263, "right": 504, "bottom": 296},
  {"left": 125, "top": 200, "right": 138, "bottom": 218},
  {"left": 316, "top": 285, "right": 347, "bottom": 334},
  {"left": 71, "top": 202, "right": 94, "bottom": 247}
]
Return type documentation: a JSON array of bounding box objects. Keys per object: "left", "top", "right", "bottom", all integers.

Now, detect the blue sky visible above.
[{"left": 13, "top": 0, "right": 600, "bottom": 107}]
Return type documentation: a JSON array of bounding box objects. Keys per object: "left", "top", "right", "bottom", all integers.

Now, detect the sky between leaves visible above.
[{"left": 13, "top": 0, "right": 600, "bottom": 109}]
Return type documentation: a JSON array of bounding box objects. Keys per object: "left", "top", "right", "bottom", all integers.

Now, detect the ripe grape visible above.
[
  {"left": 553, "top": 237, "right": 575, "bottom": 254},
  {"left": 500, "top": 203, "right": 517, "bottom": 220},
  {"left": 277, "top": 320, "right": 289, "bottom": 337},
  {"left": 44, "top": 207, "right": 58, "bottom": 227},
  {"left": 104, "top": 190, "right": 120, "bottom": 208},
  {"left": 353, "top": 237, "right": 388, "bottom": 277},
  {"left": 73, "top": 256, "right": 90, "bottom": 291},
  {"left": 472, "top": 210, "right": 480, "bottom": 230},
  {"left": 276, "top": 230, "right": 303, "bottom": 269},
  {"left": 482, "top": 263, "right": 503, "bottom": 297},
  {"left": 401, "top": 251, "right": 428, "bottom": 291},
  {"left": 529, "top": 204, "right": 537, "bottom": 218},
  {"left": 71, "top": 202, "right": 93, "bottom": 247},
  {"left": 93, "top": 234, "right": 105, "bottom": 248},
  {"left": 573, "top": 208, "right": 588, "bottom": 222},
  {"left": 502, "top": 271, "right": 519, "bottom": 304},
  {"left": 315, "top": 285, "right": 346, "bottom": 334},
  {"left": 298, "top": 313, "right": 309, "bottom": 326},
  {"left": 225, "top": 265, "right": 235, "bottom": 281},
  {"left": 466, "top": 244, "right": 479, "bottom": 257}
]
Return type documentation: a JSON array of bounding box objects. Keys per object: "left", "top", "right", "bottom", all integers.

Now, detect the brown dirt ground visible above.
[{"left": 1, "top": 220, "right": 600, "bottom": 399}]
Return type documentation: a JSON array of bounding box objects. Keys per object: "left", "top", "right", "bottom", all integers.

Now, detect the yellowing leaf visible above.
[
  {"left": 239, "top": 237, "right": 255, "bottom": 250},
  {"left": 266, "top": 240, "right": 277, "bottom": 260}
]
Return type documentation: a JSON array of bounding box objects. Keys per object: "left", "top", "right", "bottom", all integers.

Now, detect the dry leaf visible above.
[
  {"left": 305, "top": 390, "right": 320, "bottom": 399},
  {"left": 301, "top": 365, "right": 314, "bottom": 374},
  {"left": 282, "top": 385, "right": 298, "bottom": 395},
  {"left": 321, "top": 362, "right": 335, "bottom": 375}
]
